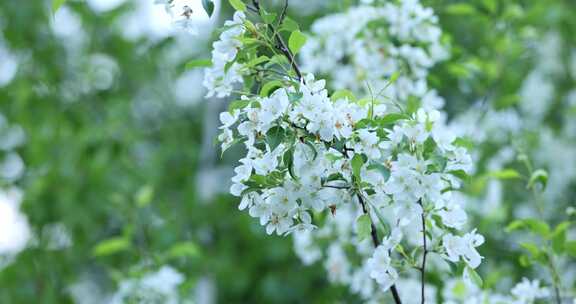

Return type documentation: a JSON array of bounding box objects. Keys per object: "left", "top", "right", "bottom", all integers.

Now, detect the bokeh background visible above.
[{"left": 0, "top": 0, "right": 574, "bottom": 303}]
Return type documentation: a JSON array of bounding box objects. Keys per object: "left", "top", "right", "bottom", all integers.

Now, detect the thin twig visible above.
[
  {"left": 418, "top": 199, "right": 428, "bottom": 304},
  {"left": 252, "top": 0, "right": 304, "bottom": 81},
  {"left": 357, "top": 193, "right": 403, "bottom": 304}
]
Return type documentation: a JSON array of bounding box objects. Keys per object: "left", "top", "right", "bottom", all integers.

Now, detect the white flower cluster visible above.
[
  {"left": 110, "top": 266, "right": 186, "bottom": 304},
  {"left": 300, "top": 0, "right": 448, "bottom": 108},
  {"left": 442, "top": 277, "right": 550, "bottom": 304},
  {"left": 0, "top": 112, "right": 29, "bottom": 269},
  {"left": 216, "top": 68, "right": 481, "bottom": 296},
  {"left": 203, "top": 12, "right": 246, "bottom": 98}
]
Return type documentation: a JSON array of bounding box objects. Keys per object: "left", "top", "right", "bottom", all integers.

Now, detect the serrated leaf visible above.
[
  {"left": 93, "top": 237, "right": 129, "bottom": 257},
  {"left": 356, "top": 214, "right": 371, "bottom": 241},
  {"left": 202, "top": 0, "right": 215, "bottom": 17},
  {"left": 186, "top": 59, "right": 212, "bottom": 70},
  {"left": 288, "top": 30, "right": 307, "bottom": 55}
]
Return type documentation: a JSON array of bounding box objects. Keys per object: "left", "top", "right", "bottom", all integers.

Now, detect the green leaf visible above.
[
  {"left": 519, "top": 242, "right": 542, "bottom": 258},
  {"left": 167, "top": 242, "right": 201, "bottom": 258},
  {"left": 245, "top": 55, "right": 269, "bottom": 68},
  {"left": 280, "top": 18, "right": 299, "bottom": 32},
  {"left": 185, "top": 59, "right": 212, "bottom": 69},
  {"left": 488, "top": 169, "right": 521, "bottom": 180},
  {"left": 445, "top": 3, "right": 477, "bottom": 15},
  {"left": 260, "top": 80, "right": 284, "bottom": 97},
  {"left": 228, "top": 99, "right": 250, "bottom": 112},
  {"left": 453, "top": 137, "right": 474, "bottom": 150},
  {"left": 351, "top": 154, "right": 365, "bottom": 182},
  {"left": 283, "top": 146, "right": 297, "bottom": 180},
  {"left": 52, "top": 0, "right": 67, "bottom": 13},
  {"left": 202, "top": 0, "right": 215, "bottom": 17},
  {"left": 506, "top": 218, "right": 550, "bottom": 237},
  {"left": 527, "top": 169, "right": 548, "bottom": 190},
  {"left": 228, "top": 0, "right": 246, "bottom": 11},
  {"left": 261, "top": 11, "right": 277, "bottom": 24},
  {"left": 266, "top": 126, "right": 285, "bottom": 150},
  {"left": 367, "top": 163, "right": 390, "bottom": 180},
  {"left": 566, "top": 241, "right": 576, "bottom": 258},
  {"left": 135, "top": 185, "right": 154, "bottom": 207},
  {"left": 288, "top": 31, "right": 307, "bottom": 55},
  {"left": 93, "top": 237, "right": 130, "bottom": 257},
  {"left": 482, "top": 0, "right": 497, "bottom": 13},
  {"left": 356, "top": 214, "right": 371, "bottom": 241},
  {"left": 449, "top": 170, "right": 469, "bottom": 180},
  {"left": 331, "top": 89, "right": 356, "bottom": 102},
  {"left": 375, "top": 113, "right": 408, "bottom": 126}
]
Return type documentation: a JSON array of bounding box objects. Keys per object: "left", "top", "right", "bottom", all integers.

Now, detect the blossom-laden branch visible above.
[
  {"left": 201, "top": 2, "right": 485, "bottom": 304},
  {"left": 357, "top": 193, "right": 403, "bottom": 304}
]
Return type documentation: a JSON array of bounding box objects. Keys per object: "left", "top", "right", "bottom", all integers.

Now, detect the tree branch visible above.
[
  {"left": 418, "top": 199, "right": 428, "bottom": 304},
  {"left": 252, "top": 0, "right": 304, "bottom": 81},
  {"left": 357, "top": 193, "right": 403, "bottom": 304}
]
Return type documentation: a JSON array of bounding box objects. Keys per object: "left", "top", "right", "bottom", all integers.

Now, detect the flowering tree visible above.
[{"left": 201, "top": 1, "right": 489, "bottom": 302}]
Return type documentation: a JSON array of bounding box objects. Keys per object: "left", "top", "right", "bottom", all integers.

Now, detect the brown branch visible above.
[
  {"left": 252, "top": 0, "right": 304, "bottom": 81},
  {"left": 357, "top": 193, "right": 403, "bottom": 304},
  {"left": 418, "top": 199, "right": 428, "bottom": 304}
]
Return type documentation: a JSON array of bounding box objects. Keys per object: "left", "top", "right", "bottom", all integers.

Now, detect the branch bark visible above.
[
  {"left": 418, "top": 199, "right": 428, "bottom": 304},
  {"left": 252, "top": 0, "right": 304, "bottom": 81},
  {"left": 357, "top": 194, "right": 403, "bottom": 304}
]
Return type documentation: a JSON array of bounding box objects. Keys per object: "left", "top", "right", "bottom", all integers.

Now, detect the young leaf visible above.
[
  {"left": 266, "top": 126, "right": 285, "bottom": 150},
  {"left": 566, "top": 241, "right": 576, "bottom": 258},
  {"left": 260, "top": 80, "right": 284, "bottom": 97},
  {"left": 186, "top": 59, "right": 212, "bottom": 70},
  {"left": 228, "top": 0, "right": 246, "bottom": 11},
  {"left": 280, "top": 17, "right": 299, "bottom": 32},
  {"left": 488, "top": 169, "right": 521, "bottom": 180},
  {"left": 93, "top": 237, "right": 130, "bottom": 257},
  {"left": 356, "top": 214, "right": 371, "bottom": 241},
  {"left": 527, "top": 169, "right": 548, "bottom": 190},
  {"left": 167, "top": 242, "right": 201, "bottom": 258},
  {"left": 288, "top": 30, "right": 307, "bottom": 55},
  {"left": 331, "top": 89, "right": 356, "bottom": 102},
  {"left": 351, "top": 154, "right": 365, "bottom": 182},
  {"left": 202, "top": 0, "right": 215, "bottom": 17}
]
